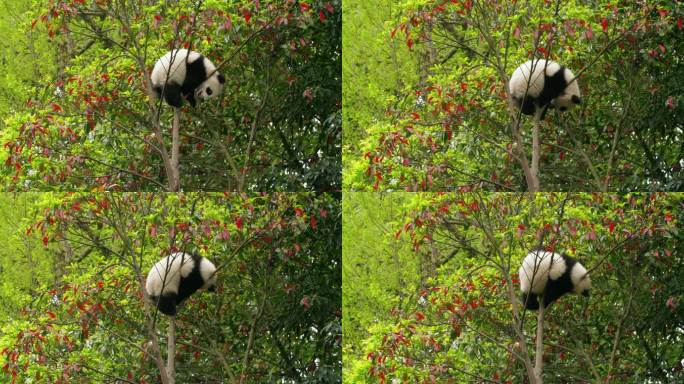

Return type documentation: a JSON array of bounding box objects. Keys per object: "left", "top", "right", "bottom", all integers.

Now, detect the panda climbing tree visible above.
[
  {"left": 144, "top": 252, "right": 219, "bottom": 384},
  {"left": 507, "top": 59, "right": 583, "bottom": 192},
  {"left": 146, "top": 49, "right": 227, "bottom": 192},
  {"left": 517, "top": 248, "right": 592, "bottom": 384},
  {"left": 150, "top": 50, "right": 226, "bottom": 109},
  {"left": 509, "top": 59, "right": 582, "bottom": 119}
]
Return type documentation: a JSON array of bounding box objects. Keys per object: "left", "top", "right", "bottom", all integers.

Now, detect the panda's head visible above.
[
  {"left": 196, "top": 71, "right": 225, "bottom": 103},
  {"left": 570, "top": 261, "right": 591, "bottom": 297},
  {"left": 551, "top": 67, "right": 582, "bottom": 112}
]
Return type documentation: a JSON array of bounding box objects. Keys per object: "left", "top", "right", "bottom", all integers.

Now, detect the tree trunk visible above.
[
  {"left": 167, "top": 317, "right": 176, "bottom": 384},
  {"left": 168, "top": 108, "right": 181, "bottom": 191},
  {"left": 533, "top": 302, "right": 545, "bottom": 383}
]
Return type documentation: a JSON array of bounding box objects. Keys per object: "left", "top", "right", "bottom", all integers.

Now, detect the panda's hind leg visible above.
[
  {"left": 161, "top": 83, "right": 184, "bottom": 108},
  {"left": 520, "top": 97, "right": 536, "bottom": 116},
  {"left": 521, "top": 292, "right": 540, "bottom": 310},
  {"left": 156, "top": 293, "right": 178, "bottom": 316}
]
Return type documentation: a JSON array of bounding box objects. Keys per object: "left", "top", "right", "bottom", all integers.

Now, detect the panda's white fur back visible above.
[
  {"left": 509, "top": 59, "right": 562, "bottom": 99},
  {"left": 146, "top": 252, "right": 200, "bottom": 296},
  {"left": 519, "top": 250, "right": 566, "bottom": 294},
  {"left": 151, "top": 49, "right": 200, "bottom": 88}
]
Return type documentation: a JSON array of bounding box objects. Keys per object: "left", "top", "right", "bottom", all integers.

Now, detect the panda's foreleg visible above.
[
  {"left": 185, "top": 92, "right": 197, "bottom": 107},
  {"left": 162, "top": 83, "right": 184, "bottom": 108},
  {"left": 539, "top": 105, "right": 550, "bottom": 120}
]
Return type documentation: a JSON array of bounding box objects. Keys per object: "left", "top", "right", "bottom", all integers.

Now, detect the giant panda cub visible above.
[
  {"left": 519, "top": 249, "right": 591, "bottom": 310},
  {"left": 509, "top": 59, "right": 582, "bottom": 118},
  {"left": 145, "top": 252, "right": 217, "bottom": 316},
  {"left": 151, "top": 49, "right": 225, "bottom": 108}
]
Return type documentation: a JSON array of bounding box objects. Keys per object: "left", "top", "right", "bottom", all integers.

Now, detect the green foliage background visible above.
[
  {"left": 0, "top": 192, "right": 341, "bottom": 383},
  {"left": 343, "top": 0, "right": 684, "bottom": 191},
  {"left": 0, "top": 0, "right": 341, "bottom": 191},
  {"left": 343, "top": 192, "right": 684, "bottom": 383}
]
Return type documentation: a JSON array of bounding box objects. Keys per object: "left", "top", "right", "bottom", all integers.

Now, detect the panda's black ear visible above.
[
  {"left": 572, "top": 95, "right": 582, "bottom": 104},
  {"left": 218, "top": 74, "right": 226, "bottom": 84}
]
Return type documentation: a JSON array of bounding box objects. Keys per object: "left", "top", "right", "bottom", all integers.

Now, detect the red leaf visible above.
[
  {"left": 657, "top": 9, "right": 668, "bottom": 18},
  {"left": 325, "top": 2, "right": 334, "bottom": 13},
  {"left": 295, "top": 207, "right": 304, "bottom": 217},
  {"left": 678, "top": 17, "right": 683, "bottom": 30},
  {"left": 235, "top": 217, "right": 243, "bottom": 229},
  {"left": 406, "top": 38, "right": 414, "bottom": 49},
  {"left": 154, "top": 14, "right": 161, "bottom": 22},
  {"left": 585, "top": 229, "right": 597, "bottom": 241},
  {"left": 517, "top": 224, "right": 525, "bottom": 238},
  {"left": 666, "top": 96, "right": 674, "bottom": 110},
  {"left": 300, "top": 296, "right": 310, "bottom": 309},
  {"left": 319, "top": 209, "right": 328, "bottom": 218},
  {"left": 46, "top": 311, "right": 56, "bottom": 319},
  {"left": 609, "top": 221, "right": 615, "bottom": 234},
  {"left": 415, "top": 311, "right": 425, "bottom": 321},
  {"left": 513, "top": 26, "right": 520, "bottom": 38},
  {"left": 665, "top": 213, "right": 673, "bottom": 222},
  {"left": 310, "top": 216, "right": 317, "bottom": 230},
  {"left": 318, "top": 10, "right": 326, "bottom": 22},
  {"left": 51, "top": 103, "right": 62, "bottom": 112},
  {"left": 666, "top": 296, "right": 676, "bottom": 310},
  {"left": 410, "top": 112, "right": 420, "bottom": 120},
  {"left": 601, "top": 18, "right": 608, "bottom": 33},
  {"left": 299, "top": 2, "right": 309, "bottom": 12},
  {"left": 220, "top": 230, "right": 230, "bottom": 241},
  {"left": 42, "top": 236, "right": 49, "bottom": 246},
  {"left": 242, "top": 9, "right": 251, "bottom": 23}
]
